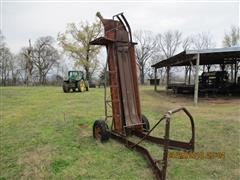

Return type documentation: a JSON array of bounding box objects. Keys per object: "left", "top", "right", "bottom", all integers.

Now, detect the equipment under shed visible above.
[{"left": 151, "top": 47, "right": 240, "bottom": 105}]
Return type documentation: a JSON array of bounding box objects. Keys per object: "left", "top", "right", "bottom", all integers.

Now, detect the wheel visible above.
[
  {"left": 78, "top": 80, "right": 86, "bottom": 92},
  {"left": 93, "top": 120, "right": 110, "bottom": 142},
  {"left": 142, "top": 114, "right": 150, "bottom": 131},
  {"left": 85, "top": 81, "right": 89, "bottom": 91},
  {"left": 63, "top": 82, "right": 69, "bottom": 93},
  {"left": 77, "top": 81, "right": 81, "bottom": 92}
]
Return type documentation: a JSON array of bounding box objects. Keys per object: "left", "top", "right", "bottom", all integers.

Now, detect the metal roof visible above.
[
  {"left": 152, "top": 47, "right": 240, "bottom": 68},
  {"left": 186, "top": 47, "right": 240, "bottom": 54}
]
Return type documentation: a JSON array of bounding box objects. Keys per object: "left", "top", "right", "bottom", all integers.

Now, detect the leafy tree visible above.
[
  {"left": 58, "top": 20, "right": 101, "bottom": 82},
  {"left": 223, "top": 26, "right": 240, "bottom": 47},
  {"left": 223, "top": 26, "right": 240, "bottom": 81}
]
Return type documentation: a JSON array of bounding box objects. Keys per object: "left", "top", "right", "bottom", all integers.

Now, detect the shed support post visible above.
[
  {"left": 194, "top": 53, "right": 200, "bottom": 105},
  {"left": 154, "top": 67, "right": 157, "bottom": 91},
  {"left": 188, "top": 66, "right": 191, "bottom": 84},
  {"left": 166, "top": 66, "right": 170, "bottom": 91},
  {"left": 231, "top": 64, "right": 234, "bottom": 82},
  {"left": 234, "top": 60, "right": 237, "bottom": 84}
]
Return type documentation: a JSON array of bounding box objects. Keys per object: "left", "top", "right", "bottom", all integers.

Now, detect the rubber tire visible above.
[
  {"left": 85, "top": 81, "right": 89, "bottom": 91},
  {"left": 93, "top": 120, "right": 110, "bottom": 142},
  {"left": 78, "top": 80, "right": 85, "bottom": 92},
  {"left": 63, "top": 82, "right": 69, "bottom": 93},
  {"left": 142, "top": 114, "right": 150, "bottom": 131},
  {"left": 77, "top": 81, "right": 81, "bottom": 92}
]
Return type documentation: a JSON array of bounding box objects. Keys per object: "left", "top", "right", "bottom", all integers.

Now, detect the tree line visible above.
[{"left": 0, "top": 18, "right": 239, "bottom": 86}]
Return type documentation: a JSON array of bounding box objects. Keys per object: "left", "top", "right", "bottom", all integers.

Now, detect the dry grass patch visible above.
[{"left": 18, "top": 145, "right": 53, "bottom": 179}]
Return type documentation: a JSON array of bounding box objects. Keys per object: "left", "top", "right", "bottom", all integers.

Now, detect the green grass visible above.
[{"left": 0, "top": 86, "right": 239, "bottom": 179}]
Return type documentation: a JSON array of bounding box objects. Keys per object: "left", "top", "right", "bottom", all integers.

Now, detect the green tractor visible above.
[{"left": 62, "top": 71, "right": 89, "bottom": 93}]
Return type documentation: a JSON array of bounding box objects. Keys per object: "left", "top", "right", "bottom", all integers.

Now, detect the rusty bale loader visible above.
[{"left": 90, "top": 12, "right": 195, "bottom": 180}]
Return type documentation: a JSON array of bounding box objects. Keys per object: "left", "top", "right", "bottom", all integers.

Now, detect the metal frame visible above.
[
  {"left": 110, "top": 107, "right": 195, "bottom": 180},
  {"left": 90, "top": 12, "right": 195, "bottom": 180}
]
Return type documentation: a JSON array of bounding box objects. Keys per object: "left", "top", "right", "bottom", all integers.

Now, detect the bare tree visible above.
[
  {"left": 0, "top": 32, "right": 14, "bottom": 86},
  {"left": 190, "top": 32, "right": 216, "bottom": 79},
  {"left": 155, "top": 30, "right": 182, "bottom": 84},
  {"left": 0, "top": 48, "right": 13, "bottom": 86},
  {"left": 32, "top": 36, "right": 60, "bottom": 85},
  {"left": 134, "top": 30, "right": 157, "bottom": 84},
  {"left": 182, "top": 36, "right": 193, "bottom": 51},
  {"left": 181, "top": 36, "right": 193, "bottom": 84},
  {"left": 14, "top": 51, "right": 28, "bottom": 84},
  {"left": 156, "top": 30, "right": 182, "bottom": 58},
  {"left": 22, "top": 40, "right": 34, "bottom": 86},
  {"left": 191, "top": 32, "right": 215, "bottom": 50}
]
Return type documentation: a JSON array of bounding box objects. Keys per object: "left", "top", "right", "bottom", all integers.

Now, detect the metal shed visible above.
[{"left": 151, "top": 47, "right": 240, "bottom": 105}]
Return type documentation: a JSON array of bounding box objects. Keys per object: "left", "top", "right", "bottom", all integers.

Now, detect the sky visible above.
[{"left": 1, "top": 0, "right": 239, "bottom": 55}]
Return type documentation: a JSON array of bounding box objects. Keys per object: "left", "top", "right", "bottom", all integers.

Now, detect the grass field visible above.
[{"left": 0, "top": 86, "right": 240, "bottom": 179}]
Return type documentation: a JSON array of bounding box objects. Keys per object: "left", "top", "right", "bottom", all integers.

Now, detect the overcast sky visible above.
[{"left": 1, "top": 0, "right": 239, "bottom": 54}]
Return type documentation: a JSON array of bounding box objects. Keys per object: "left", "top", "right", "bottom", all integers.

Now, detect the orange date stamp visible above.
[{"left": 168, "top": 151, "right": 225, "bottom": 159}]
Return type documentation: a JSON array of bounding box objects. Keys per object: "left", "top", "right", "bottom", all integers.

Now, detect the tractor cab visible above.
[{"left": 68, "top": 71, "right": 84, "bottom": 81}]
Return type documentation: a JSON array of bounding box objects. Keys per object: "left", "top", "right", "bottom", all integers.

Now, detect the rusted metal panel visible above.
[
  {"left": 116, "top": 43, "right": 141, "bottom": 126},
  {"left": 129, "top": 44, "right": 142, "bottom": 121},
  {"left": 107, "top": 45, "right": 123, "bottom": 133}
]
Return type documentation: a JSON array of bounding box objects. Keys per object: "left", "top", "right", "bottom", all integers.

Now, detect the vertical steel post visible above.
[
  {"left": 188, "top": 66, "right": 191, "bottom": 85},
  {"left": 104, "top": 58, "right": 108, "bottom": 121},
  {"left": 194, "top": 53, "right": 200, "bottom": 105},
  {"left": 166, "top": 66, "right": 170, "bottom": 91},
  {"left": 154, "top": 67, "right": 157, "bottom": 91},
  {"left": 234, "top": 60, "right": 237, "bottom": 84}
]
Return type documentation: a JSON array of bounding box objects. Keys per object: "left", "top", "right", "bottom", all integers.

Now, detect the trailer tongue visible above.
[{"left": 90, "top": 12, "right": 195, "bottom": 180}]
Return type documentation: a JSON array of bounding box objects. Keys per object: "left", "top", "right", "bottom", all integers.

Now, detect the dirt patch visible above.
[
  {"left": 78, "top": 123, "right": 88, "bottom": 129},
  {"left": 151, "top": 89, "right": 240, "bottom": 105},
  {"left": 78, "top": 123, "right": 90, "bottom": 137},
  {"left": 18, "top": 145, "right": 53, "bottom": 179},
  {"left": 204, "top": 98, "right": 240, "bottom": 104}
]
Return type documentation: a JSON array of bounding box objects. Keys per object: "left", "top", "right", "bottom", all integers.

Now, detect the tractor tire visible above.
[
  {"left": 78, "top": 80, "right": 86, "bottom": 92},
  {"left": 63, "top": 82, "right": 70, "bottom": 93},
  {"left": 142, "top": 114, "right": 150, "bottom": 131},
  {"left": 93, "top": 120, "right": 110, "bottom": 142},
  {"left": 77, "top": 81, "right": 81, "bottom": 92},
  {"left": 85, "top": 81, "right": 89, "bottom": 91}
]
